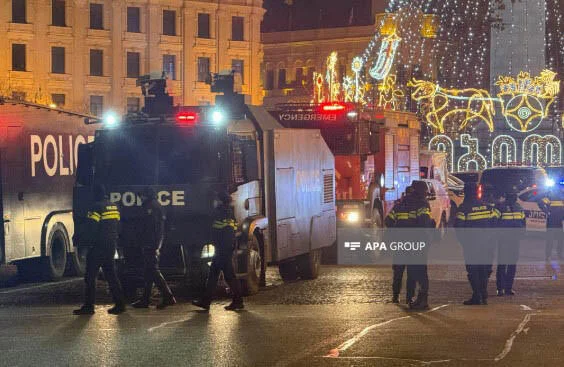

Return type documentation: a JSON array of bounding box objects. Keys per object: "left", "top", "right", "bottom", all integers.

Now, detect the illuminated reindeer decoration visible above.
[{"left": 407, "top": 79, "right": 496, "bottom": 133}]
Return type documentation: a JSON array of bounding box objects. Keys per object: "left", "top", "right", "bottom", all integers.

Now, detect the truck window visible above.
[{"left": 231, "top": 135, "right": 259, "bottom": 184}]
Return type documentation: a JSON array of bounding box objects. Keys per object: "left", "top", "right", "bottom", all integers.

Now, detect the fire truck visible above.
[
  {"left": 270, "top": 103, "right": 420, "bottom": 229},
  {"left": 73, "top": 74, "right": 336, "bottom": 295},
  {"left": 0, "top": 98, "right": 95, "bottom": 279}
]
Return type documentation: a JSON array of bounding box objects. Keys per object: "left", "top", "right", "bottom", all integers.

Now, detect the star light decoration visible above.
[{"left": 495, "top": 70, "right": 560, "bottom": 132}]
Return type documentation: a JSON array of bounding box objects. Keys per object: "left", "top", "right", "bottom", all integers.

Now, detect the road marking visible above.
[
  {"left": 494, "top": 312, "right": 537, "bottom": 362},
  {"left": 148, "top": 317, "right": 193, "bottom": 332},
  {"left": 0, "top": 278, "right": 80, "bottom": 294},
  {"left": 520, "top": 304, "right": 534, "bottom": 311},
  {"left": 326, "top": 304, "right": 449, "bottom": 358}
]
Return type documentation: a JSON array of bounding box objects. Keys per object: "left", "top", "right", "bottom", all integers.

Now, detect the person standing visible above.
[
  {"left": 132, "top": 187, "right": 176, "bottom": 309},
  {"left": 455, "top": 182, "right": 500, "bottom": 305},
  {"left": 538, "top": 184, "right": 564, "bottom": 261},
  {"left": 406, "top": 181, "right": 436, "bottom": 310},
  {"left": 74, "top": 185, "right": 127, "bottom": 315},
  {"left": 192, "top": 191, "right": 244, "bottom": 311},
  {"left": 386, "top": 186, "right": 415, "bottom": 304},
  {"left": 495, "top": 191, "right": 525, "bottom": 296}
]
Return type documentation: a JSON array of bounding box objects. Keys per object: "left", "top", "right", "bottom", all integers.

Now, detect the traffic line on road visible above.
[
  {"left": 0, "top": 278, "right": 81, "bottom": 295},
  {"left": 325, "top": 304, "right": 449, "bottom": 358},
  {"left": 148, "top": 317, "right": 194, "bottom": 332},
  {"left": 494, "top": 312, "right": 537, "bottom": 362}
]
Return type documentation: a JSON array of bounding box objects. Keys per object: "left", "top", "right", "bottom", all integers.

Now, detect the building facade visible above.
[{"left": 0, "top": 0, "right": 265, "bottom": 115}]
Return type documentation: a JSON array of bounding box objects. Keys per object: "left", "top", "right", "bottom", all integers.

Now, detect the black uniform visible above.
[
  {"left": 386, "top": 194, "right": 415, "bottom": 304},
  {"left": 194, "top": 200, "right": 243, "bottom": 310},
  {"left": 495, "top": 194, "right": 525, "bottom": 295},
  {"left": 75, "top": 190, "right": 126, "bottom": 315},
  {"left": 455, "top": 183, "right": 500, "bottom": 305},
  {"left": 132, "top": 194, "right": 175, "bottom": 308},
  {"left": 538, "top": 189, "right": 564, "bottom": 260}
]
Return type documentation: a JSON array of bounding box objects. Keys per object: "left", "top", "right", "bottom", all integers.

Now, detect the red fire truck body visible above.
[{"left": 270, "top": 103, "right": 420, "bottom": 227}]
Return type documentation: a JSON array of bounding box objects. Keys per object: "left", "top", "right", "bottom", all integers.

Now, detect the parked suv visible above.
[{"left": 480, "top": 167, "right": 548, "bottom": 203}]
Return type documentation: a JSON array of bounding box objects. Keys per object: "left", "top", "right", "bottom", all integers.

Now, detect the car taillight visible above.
[{"left": 477, "top": 184, "right": 483, "bottom": 200}]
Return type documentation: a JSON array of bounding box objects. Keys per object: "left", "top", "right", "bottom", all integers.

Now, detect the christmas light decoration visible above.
[
  {"left": 522, "top": 134, "right": 562, "bottom": 166},
  {"left": 408, "top": 79, "right": 496, "bottom": 133},
  {"left": 378, "top": 74, "right": 404, "bottom": 110},
  {"left": 492, "top": 135, "right": 517, "bottom": 167},
  {"left": 326, "top": 52, "right": 341, "bottom": 102},
  {"left": 313, "top": 72, "right": 324, "bottom": 103},
  {"left": 457, "top": 134, "right": 487, "bottom": 172},
  {"left": 496, "top": 70, "right": 560, "bottom": 132},
  {"left": 369, "top": 32, "right": 401, "bottom": 81},
  {"left": 428, "top": 135, "right": 454, "bottom": 172}
]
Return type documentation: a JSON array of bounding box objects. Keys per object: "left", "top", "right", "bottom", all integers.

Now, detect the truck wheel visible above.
[
  {"left": 297, "top": 249, "right": 321, "bottom": 280},
  {"left": 278, "top": 259, "right": 298, "bottom": 282},
  {"left": 42, "top": 224, "right": 68, "bottom": 281},
  {"left": 70, "top": 246, "right": 88, "bottom": 276},
  {"left": 241, "top": 233, "right": 262, "bottom": 296}
]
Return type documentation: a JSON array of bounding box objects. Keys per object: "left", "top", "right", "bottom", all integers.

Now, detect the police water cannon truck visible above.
[
  {"left": 0, "top": 97, "right": 95, "bottom": 279},
  {"left": 73, "top": 74, "right": 336, "bottom": 294}
]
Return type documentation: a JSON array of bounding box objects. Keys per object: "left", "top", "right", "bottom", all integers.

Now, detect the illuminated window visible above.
[
  {"left": 163, "top": 54, "right": 176, "bottom": 80},
  {"left": 51, "top": 94, "right": 65, "bottom": 107}
]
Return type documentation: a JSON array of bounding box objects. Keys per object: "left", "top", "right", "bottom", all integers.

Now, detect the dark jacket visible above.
[
  {"left": 86, "top": 200, "right": 120, "bottom": 248},
  {"left": 141, "top": 198, "right": 165, "bottom": 249},
  {"left": 538, "top": 191, "right": 564, "bottom": 228},
  {"left": 386, "top": 195, "right": 435, "bottom": 229},
  {"left": 496, "top": 201, "right": 526, "bottom": 229},
  {"left": 211, "top": 204, "right": 237, "bottom": 253}
]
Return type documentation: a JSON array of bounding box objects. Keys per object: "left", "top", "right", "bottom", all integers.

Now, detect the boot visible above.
[
  {"left": 463, "top": 295, "right": 481, "bottom": 305},
  {"left": 131, "top": 299, "right": 150, "bottom": 308},
  {"left": 505, "top": 289, "right": 515, "bottom": 296},
  {"left": 107, "top": 304, "right": 126, "bottom": 315},
  {"left": 73, "top": 305, "right": 95, "bottom": 315},
  {"left": 192, "top": 299, "right": 210, "bottom": 311},
  {"left": 496, "top": 289, "right": 505, "bottom": 297},
  {"left": 224, "top": 299, "right": 244, "bottom": 311},
  {"left": 409, "top": 294, "right": 429, "bottom": 310},
  {"left": 157, "top": 295, "right": 177, "bottom": 310}
]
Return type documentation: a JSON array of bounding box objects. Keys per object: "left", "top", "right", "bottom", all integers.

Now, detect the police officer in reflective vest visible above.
[
  {"left": 193, "top": 191, "right": 244, "bottom": 311},
  {"left": 495, "top": 191, "right": 525, "bottom": 296},
  {"left": 74, "top": 185, "right": 127, "bottom": 315},
  {"left": 538, "top": 184, "right": 564, "bottom": 261},
  {"left": 386, "top": 186, "right": 416, "bottom": 304},
  {"left": 132, "top": 187, "right": 176, "bottom": 309},
  {"left": 455, "top": 182, "right": 500, "bottom": 305}
]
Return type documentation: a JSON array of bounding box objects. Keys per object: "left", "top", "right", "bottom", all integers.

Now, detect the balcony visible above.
[
  {"left": 87, "top": 29, "right": 111, "bottom": 39},
  {"left": 48, "top": 25, "right": 73, "bottom": 39},
  {"left": 7, "top": 22, "right": 34, "bottom": 35},
  {"left": 228, "top": 40, "right": 250, "bottom": 50}
]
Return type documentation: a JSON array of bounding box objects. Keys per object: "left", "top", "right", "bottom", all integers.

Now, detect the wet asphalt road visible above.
[{"left": 0, "top": 264, "right": 563, "bottom": 367}]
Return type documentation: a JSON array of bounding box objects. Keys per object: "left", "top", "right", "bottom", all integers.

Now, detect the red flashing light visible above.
[
  {"left": 321, "top": 103, "right": 346, "bottom": 112},
  {"left": 532, "top": 184, "right": 537, "bottom": 188},
  {"left": 176, "top": 111, "right": 198, "bottom": 124}
]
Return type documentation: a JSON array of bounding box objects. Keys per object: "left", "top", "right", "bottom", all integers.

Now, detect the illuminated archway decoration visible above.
[
  {"left": 492, "top": 135, "right": 517, "bottom": 167},
  {"left": 378, "top": 74, "right": 404, "bottom": 110},
  {"left": 496, "top": 70, "right": 560, "bottom": 132},
  {"left": 457, "top": 134, "right": 487, "bottom": 172},
  {"left": 522, "top": 134, "right": 562, "bottom": 166},
  {"left": 429, "top": 135, "right": 454, "bottom": 172},
  {"left": 369, "top": 32, "right": 401, "bottom": 81},
  {"left": 408, "top": 79, "right": 496, "bottom": 133}
]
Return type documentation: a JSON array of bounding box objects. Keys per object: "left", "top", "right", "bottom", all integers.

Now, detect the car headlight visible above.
[
  {"left": 114, "top": 249, "right": 119, "bottom": 260},
  {"left": 345, "top": 211, "right": 360, "bottom": 223},
  {"left": 201, "top": 244, "right": 215, "bottom": 259},
  {"left": 546, "top": 178, "right": 555, "bottom": 187}
]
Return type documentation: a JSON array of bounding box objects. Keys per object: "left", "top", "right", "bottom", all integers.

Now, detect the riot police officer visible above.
[
  {"left": 74, "top": 185, "right": 127, "bottom": 315},
  {"left": 455, "top": 182, "right": 500, "bottom": 305},
  {"left": 407, "top": 181, "right": 435, "bottom": 310},
  {"left": 539, "top": 184, "right": 564, "bottom": 261},
  {"left": 132, "top": 187, "right": 176, "bottom": 309},
  {"left": 192, "top": 191, "right": 244, "bottom": 311},
  {"left": 495, "top": 191, "right": 525, "bottom": 296},
  {"left": 386, "top": 186, "right": 415, "bottom": 304}
]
